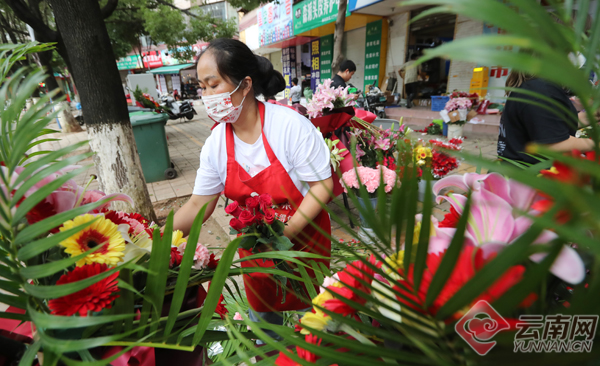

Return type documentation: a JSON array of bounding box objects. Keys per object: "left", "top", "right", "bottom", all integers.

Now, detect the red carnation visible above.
[
  {"left": 170, "top": 247, "right": 183, "bottom": 268},
  {"left": 258, "top": 193, "right": 273, "bottom": 210},
  {"left": 230, "top": 217, "right": 245, "bottom": 231},
  {"left": 239, "top": 209, "right": 255, "bottom": 226},
  {"left": 48, "top": 263, "right": 119, "bottom": 316},
  {"left": 225, "top": 201, "right": 242, "bottom": 217},
  {"left": 245, "top": 196, "right": 260, "bottom": 210},
  {"left": 215, "top": 294, "right": 228, "bottom": 320},
  {"left": 264, "top": 208, "right": 276, "bottom": 224},
  {"left": 207, "top": 253, "right": 219, "bottom": 269},
  {"left": 438, "top": 205, "right": 460, "bottom": 228}
]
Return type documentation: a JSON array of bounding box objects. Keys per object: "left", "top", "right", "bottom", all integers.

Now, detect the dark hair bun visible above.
[{"left": 255, "top": 56, "right": 286, "bottom": 97}]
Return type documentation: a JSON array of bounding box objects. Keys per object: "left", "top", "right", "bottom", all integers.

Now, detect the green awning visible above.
[{"left": 148, "top": 63, "right": 195, "bottom": 74}]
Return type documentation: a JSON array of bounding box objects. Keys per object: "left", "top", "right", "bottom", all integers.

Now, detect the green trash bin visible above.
[{"left": 129, "top": 111, "right": 176, "bottom": 183}]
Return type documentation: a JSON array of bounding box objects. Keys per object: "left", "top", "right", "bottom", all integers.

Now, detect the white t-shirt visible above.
[
  {"left": 193, "top": 102, "right": 331, "bottom": 197},
  {"left": 290, "top": 85, "right": 302, "bottom": 102}
]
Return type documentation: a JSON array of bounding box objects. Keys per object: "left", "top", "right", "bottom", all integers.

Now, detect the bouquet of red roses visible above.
[
  {"left": 226, "top": 193, "right": 294, "bottom": 252},
  {"left": 226, "top": 193, "right": 308, "bottom": 302}
]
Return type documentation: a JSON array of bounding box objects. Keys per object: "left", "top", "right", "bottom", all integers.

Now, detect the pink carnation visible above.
[
  {"left": 233, "top": 312, "right": 243, "bottom": 321},
  {"left": 178, "top": 242, "right": 211, "bottom": 269}
]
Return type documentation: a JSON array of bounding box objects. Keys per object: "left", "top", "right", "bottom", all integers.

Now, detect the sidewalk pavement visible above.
[{"left": 35, "top": 105, "right": 497, "bottom": 241}]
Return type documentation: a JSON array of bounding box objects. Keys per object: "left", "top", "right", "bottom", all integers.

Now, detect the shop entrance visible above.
[{"left": 404, "top": 8, "right": 456, "bottom": 103}]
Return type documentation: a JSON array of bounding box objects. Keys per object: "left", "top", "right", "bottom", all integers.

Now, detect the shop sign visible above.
[
  {"left": 319, "top": 34, "right": 333, "bottom": 81},
  {"left": 293, "top": 0, "right": 350, "bottom": 35},
  {"left": 143, "top": 51, "right": 164, "bottom": 69},
  {"left": 347, "top": 0, "right": 383, "bottom": 12},
  {"left": 258, "top": 0, "right": 294, "bottom": 46},
  {"left": 310, "top": 39, "right": 320, "bottom": 90},
  {"left": 282, "top": 46, "right": 297, "bottom": 98},
  {"left": 116, "top": 55, "right": 142, "bottom": 70},
  {"left": 363, "top": 20, "right": 382, "bottom": 88}
]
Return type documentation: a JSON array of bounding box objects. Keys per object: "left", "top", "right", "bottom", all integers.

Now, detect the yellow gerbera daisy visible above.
[
  {"left": 172, "top": 230, "right": 187, "bottom": 247},
  {"left": 59, "top": 214, "right": 125, "bottom": 267}
]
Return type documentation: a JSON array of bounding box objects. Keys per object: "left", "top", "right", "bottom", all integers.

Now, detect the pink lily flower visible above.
[{"left": 430, "top": 173, "right": 585, "bottom": 284}]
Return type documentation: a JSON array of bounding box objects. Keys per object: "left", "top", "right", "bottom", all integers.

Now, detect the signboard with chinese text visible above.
[
  {"left": 143, "top": 51, "right": 164, "bottom": 69},
  {"left": 319, "top": 34, "right": 333, "bottom": 81},
  {"left": 310, "top": 39, "right": 320, "bottom": 90},
  {"left": 293, "top": 0, "right": 350, "bottom": 35},
  {"left": 117, "top": 55, "right": 142, "bottom": 70},
  {"left": 258, "top": 0, "right": 294, "bottom": 46},
  {"left": 363, "top": 20, "right": 382, "bottom": 88},
  {"left": 282, "top": 47, "right": 297, "bottom": 99}
]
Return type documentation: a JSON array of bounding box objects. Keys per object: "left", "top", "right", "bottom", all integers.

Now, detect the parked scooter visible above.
[
  {"left": 159, "top": 93, "right": 197, "bottom": 120},
  {"left": 363, "top": 81, "right": 387, "bottom": 118}
]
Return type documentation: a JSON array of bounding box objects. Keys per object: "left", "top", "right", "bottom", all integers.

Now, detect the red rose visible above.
[
  {"left": 230, "top": 217, "right": 245, "bottom": 231},
  {"left": 225, "top": 201, "right": 242, "bottom": 217},
  {"left": 258, "top": 193, "right": 273, "bottom": 210},
  {"left": 253, "top": 213, "right": 264, "bottom": 224},
  {"left": 238, "top": 209, "right": 255, "bottom": 226},
  {"left": 245, "top": 196, "right": 260, "bottom": 210},
  {"left": 169, "top": 247, "right": 182, "bottom": 268},
  {"left": 264, "top": 208, "right": 276, "bottom": 224}
]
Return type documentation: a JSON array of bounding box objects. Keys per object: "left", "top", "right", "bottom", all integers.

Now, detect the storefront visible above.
[
  {"left": 116, "top": 55, "right": 144, "bottom": 84},
  {"left": 149, "top": 63, "right": 195, "bottom": 96},
  {"left": 292, "top": 0, "right": 386, "bottom": 92}
]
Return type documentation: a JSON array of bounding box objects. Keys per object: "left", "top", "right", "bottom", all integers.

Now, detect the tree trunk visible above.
[
  {"left": 331, "top": 0, "right": 348, "bottom": 74},
  {"left": 47, "top": 0, "right": 157, "bottom": 222},
  {"left": 36, "top": 47, "right": 83, "bottom": 133}
]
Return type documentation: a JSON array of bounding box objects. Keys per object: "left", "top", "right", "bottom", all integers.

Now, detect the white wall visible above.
[
  {"left": 447, "top": 15, "right": 483, "bottom": 92},
  {"left": 245, "top": 24, "right": 260, "bottom": 50},
  {"left": 385, "top": 12, "right": 409, "bottom": 89},
  {"left": 270, "top": 50, "right": 283, "bottom": 78},
  {"left": 342, "top": 26, "right": 366, "bottom": 91}
]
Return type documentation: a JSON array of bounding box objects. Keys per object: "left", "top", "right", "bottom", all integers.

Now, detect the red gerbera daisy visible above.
[
  {"left": 48, "top": 263, "right": 120, "bottom": 316},
  {"left": 438, "top": 205, "right": 460, "bottom": 228},
  {"left": 393, "top": 246, "right": 534, "bottom": 322}
]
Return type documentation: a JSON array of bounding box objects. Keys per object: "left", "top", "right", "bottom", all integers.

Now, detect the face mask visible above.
[{"left": 202, "top": 80, "right": 246, "bottom": 123}]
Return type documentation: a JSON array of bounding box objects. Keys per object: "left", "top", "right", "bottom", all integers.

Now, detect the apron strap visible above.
[{"left": 226, "top": 101, "right": 278, "bottom": 165}]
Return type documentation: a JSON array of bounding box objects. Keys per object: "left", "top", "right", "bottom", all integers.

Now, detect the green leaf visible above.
[
  {"left": 192, "top": 236, "right": 241, "bottom": 345},
  {"left": 425, "top": 194, "right": 472, "bottom": 308},
  {"left": 239, "top": 235, "right": 256, "bottom": 250},
  {"left": 23, "top": 264, "right": 121, "bottom": 299},
  {"left": 164, "top": 203, "right": 208, "bottom": 336},
  {"left": 413, "top": 175, "right": 433, "bottom": 290},
  {"left": 20, "top": 245, "right": 102, "bottom": 279},
  {"left": 274, "top": 235, "right": 294, "bottom": 251},
  {"left": 17, "top": 340, "right": 40, "bottom": 366},
  {"left": 17, "top": 221, "right": 94, "bottom": 261},
  {"left": 27, "top": 302, "right": 135, "bottom": 330}
]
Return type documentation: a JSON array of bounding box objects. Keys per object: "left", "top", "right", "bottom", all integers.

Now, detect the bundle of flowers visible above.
[
  {"left": 133, "top": 85, "right": 167, "bottom": 113},
  {"left": 428, "top": 138, "right": 463, "bottom": 178},
  {"left": 271, "top": 171, "right": 586, "bottom": 363},
  {"left": 346, "top": 124, "right": 405, "bottom": 169},
  {"left": 444, "top": 97, "right": 472, "bottom": 112},
  {"left": 415, "top": 122, "right": 442, "bottom": 135},
  {"left": 340, "top": 165, "right": 398, "bottom": 196},
  {"left": 449, "top": 91, "right": 479, "bottom": 107},
  {"left": 306, "top": 79, "right": 356, "bottom": 118},
  {"left": 226, "top": 194, "right": 308, "bottom": 300}
]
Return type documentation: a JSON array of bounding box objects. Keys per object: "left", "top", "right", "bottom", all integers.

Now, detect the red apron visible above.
[{"left": 223, "top": 102, "right": 331, "bottom": 312}]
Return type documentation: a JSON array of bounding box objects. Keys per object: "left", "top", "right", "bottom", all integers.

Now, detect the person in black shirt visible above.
[
  {"left": 331, "top": 60, "right": 356, "bottom": 89},
  {"left": 497, "top": 72, "right": 595, "bottom": 165}
]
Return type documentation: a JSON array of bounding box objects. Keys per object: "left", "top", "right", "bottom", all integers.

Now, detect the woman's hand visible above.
[
  {"left": 172, "top": 194, "right": 219, "bottom": 237},
  {"left": 284, "top": 177, "right": 334, "bottom": 240}
]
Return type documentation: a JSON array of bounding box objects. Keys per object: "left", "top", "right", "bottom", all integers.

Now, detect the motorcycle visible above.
[
  {"left": 363, "top": 81, "right": 387, "bottom": 119},
  {"left": 159, "top": 93, "right": 197, "bottom": 121}
]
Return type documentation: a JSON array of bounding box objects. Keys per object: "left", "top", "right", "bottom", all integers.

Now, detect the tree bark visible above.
[
  {"left": 47, "top": 0, "right": 157, "bottom": 222},
  {"left": 331, "top": 0, "right": 348, "bottom": 74}
]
